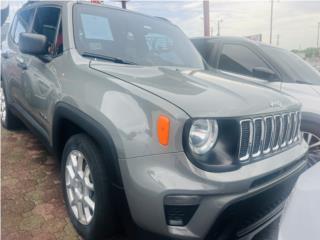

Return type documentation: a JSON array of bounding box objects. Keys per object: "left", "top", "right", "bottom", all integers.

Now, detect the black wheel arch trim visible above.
[
  {"left": 52, "top": 102, "right": 123, "bottom": 187},
  {"left": 301, "top": 112, "right": 320, "bottom": 125}
]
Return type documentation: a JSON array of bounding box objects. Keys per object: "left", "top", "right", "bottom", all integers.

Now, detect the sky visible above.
[{"left": 2, "top": 0, "right": 320, "bottom": 50}]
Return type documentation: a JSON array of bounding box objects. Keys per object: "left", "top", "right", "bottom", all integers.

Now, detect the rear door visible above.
[
  {"left": 2, "top": 7, "right": 35, "bottom": 108},
  {"left": 19, "top": 5, "right": 63, "bottom": 131}
]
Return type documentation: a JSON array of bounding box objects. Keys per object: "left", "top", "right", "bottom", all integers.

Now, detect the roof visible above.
[
  {"left": 191, "top": 36, "right": 256, "bottom": 42},
  {"left": 22, "top": 0, "right": 174, "bottom": 25},
  {"left": 190, "top": 35, "right": 281, "bottom": 48}
]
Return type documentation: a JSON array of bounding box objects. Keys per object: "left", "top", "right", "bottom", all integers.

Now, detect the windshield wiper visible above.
[{"left": 81, "top": 52, "right": 137, "bottom": 65}]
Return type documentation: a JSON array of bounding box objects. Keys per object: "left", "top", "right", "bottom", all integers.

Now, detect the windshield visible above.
[
  {"left": 73, "top": 4, "right": 204, "bottom": 69},
  {"left": 261, "top": 45, "right": 320, "bottom": 85}
]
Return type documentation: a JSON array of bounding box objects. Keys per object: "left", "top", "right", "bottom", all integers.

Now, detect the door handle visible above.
[{"left": 16, "top": 56, "right": 27, "bottom": 70}]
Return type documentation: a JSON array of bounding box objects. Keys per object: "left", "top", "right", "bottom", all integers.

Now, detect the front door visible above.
[
  {"left": 19, "top": 6, "right": 62, "bottom": 131},
  {"left": 4, "top": 7, "right": 35, "bottom": 112}
]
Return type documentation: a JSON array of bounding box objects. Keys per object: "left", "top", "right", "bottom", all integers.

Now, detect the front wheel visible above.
[
  {"left": 301, "top": 121, "right": 320, "bottom": 167},
  {"left": 61, "top": 134, "right": 116, "bottom": 240}
]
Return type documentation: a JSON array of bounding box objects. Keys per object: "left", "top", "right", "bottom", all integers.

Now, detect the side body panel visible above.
[{"left": 51, "top": 50, "right": 189, "bottom": 159}]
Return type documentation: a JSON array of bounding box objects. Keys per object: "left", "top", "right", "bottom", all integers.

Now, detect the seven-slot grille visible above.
[{"left": 239, "top": 111, "right": 301, "bottom": 162}]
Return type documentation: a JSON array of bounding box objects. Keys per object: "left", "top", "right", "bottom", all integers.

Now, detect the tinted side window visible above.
[
  {"left": 55, "top": 21, "right": 63, "bottom": 56},
  {"left": 10, "top": 16, "right": 17, "bottom": 40},
  {"left": 20, "top": 8, "right": 35, "bottom": 27},
  {"left": 218, "top": 44, "right": 271, "bottom": 77},
  {"left": 32, "top": 7, "right": 60, "bottom": 45},
  {"left": 32, "top": 7, "right": 61, "bottom": 56},
  {"left": 192, "top": 39, "right": 210, "bottom": 60},
  {"left": 13, "top": 8, "right": 35, "bottom": 44}
]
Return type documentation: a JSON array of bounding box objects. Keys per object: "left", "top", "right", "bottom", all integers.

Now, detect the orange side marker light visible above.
[{"left": 157, "top": 115, "right": 170, "bottom": 146}]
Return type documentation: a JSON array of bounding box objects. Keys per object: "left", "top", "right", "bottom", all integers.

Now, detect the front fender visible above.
[
  {"left": 97, "top": 89, "right": 188, "bottom": 159},
  {"left": 52, "top": 102, "right": 123, "bottom": 185},
  {"left": 302, "top": 111, "right": 320, "bottom": 124}
]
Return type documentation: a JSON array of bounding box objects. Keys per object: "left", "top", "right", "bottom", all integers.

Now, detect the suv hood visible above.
[{"left": 90, "top": 63, "right": 300, "bottom": 118}]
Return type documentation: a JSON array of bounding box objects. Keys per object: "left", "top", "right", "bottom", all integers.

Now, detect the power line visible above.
[
  {"left": 217, "top": 19, "right": 223, "bottom": 36},
  {"left": 317, "top": 22, "right": 320, "bottom": 49}
]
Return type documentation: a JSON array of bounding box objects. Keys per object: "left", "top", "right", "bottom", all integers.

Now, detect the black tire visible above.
[
  {"left": 0, "top": 88, "right": 22, "bottom": 130},
  {"left": 301, "top": 120, "right": 320, "bottom": 166},
  {"left": 61, "top": 133, "right": 116, "bottom": 240}
]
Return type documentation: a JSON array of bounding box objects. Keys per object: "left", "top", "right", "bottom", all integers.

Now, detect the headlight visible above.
[
  {"left": 189, "top": 119, "right": 218, "bottom": 155},
  {"left": 183, "top": 118, "right": 240, "bottom": 172}
]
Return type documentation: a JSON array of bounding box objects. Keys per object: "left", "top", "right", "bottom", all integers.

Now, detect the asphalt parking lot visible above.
[{"left": 1, "top": 127, "right": 279, "bottom": 240}]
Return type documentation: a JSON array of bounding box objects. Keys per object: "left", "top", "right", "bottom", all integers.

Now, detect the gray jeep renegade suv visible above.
[{"left": 1, "top": 1, "right": 308, "bottom": 240}]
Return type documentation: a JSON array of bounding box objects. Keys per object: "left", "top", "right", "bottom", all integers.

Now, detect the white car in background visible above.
[
  {"left": 278, "top": 162, "right": 320, "bottom": 240},
  {"left": 192, "top": 36, "right": 320, "bottom": 165}
]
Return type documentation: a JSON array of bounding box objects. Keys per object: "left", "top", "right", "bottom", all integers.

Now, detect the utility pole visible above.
[
  {"left": 121, "top": 0, "right": 127, "bottom": 9},
  {"left": 269, "top": 0, "right": 274, "bottom": 44},
  {"left": 203, "top": 0, "right": 210, "bottom": 37},
  {"left": 317, "top": 22, "right": 320, "bottom": 49},
  {"left": 217, "top": 19, "right": 223, "bottom": 36}
]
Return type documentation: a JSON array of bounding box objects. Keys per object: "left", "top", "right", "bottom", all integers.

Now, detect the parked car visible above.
[
  {"left": 278, "top": 162, "right": 320, "bottom": 240},
  {"left": 1, "top": 2, "right": 308, "bottom": 240},
  {"left": 191, "top": 36, "right": 320, "bottom": 166}
]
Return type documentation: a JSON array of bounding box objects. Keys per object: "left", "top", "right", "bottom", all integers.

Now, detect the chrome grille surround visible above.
[{"left": 238, "top": 111, "right": 301, "bottom": 162}]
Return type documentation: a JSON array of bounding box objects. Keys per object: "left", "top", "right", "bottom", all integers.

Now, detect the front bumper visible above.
[{"left": 119, "top": 141, "right": 308, "bottom": 239}]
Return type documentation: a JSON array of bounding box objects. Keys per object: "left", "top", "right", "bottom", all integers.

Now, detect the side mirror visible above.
[
  {"left": 19, "top": 32, "right": 48, "bottom": 56},
  {"left": 252, "top": 67, "right": 277, "bottom": 81}
]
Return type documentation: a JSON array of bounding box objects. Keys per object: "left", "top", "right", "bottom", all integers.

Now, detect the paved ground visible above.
[
  {"left": 1, "top": 128, "right": 82, "bottom": 240},
  {"left": 1, "top": 127, "right": 278, "bottom": 240}
]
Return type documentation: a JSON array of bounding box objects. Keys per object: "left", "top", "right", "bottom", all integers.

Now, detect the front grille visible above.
[
  {"left": 281, "top": 114, "right": 289, "bottom": 147},
  {"left": 263, "top": 117, "right": 273, "bottom": 153},
  {"left": 239, "top": 111, "right": 301, "bottom": 162},
  {"left": 252, "top": 119, "right": 263, "bottom": 157},
  {"left": 272, "top": 115, "right": 281, "bottom": 150}
]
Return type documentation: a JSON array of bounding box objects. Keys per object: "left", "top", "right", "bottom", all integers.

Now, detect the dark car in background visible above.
[{"left": 192, "top": 36, "right": 320, "bottom": 165}]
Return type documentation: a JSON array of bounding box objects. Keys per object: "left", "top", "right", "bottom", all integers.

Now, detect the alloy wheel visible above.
[
  {"left": 303, "top": 131, "right": 320, "bottom": 166},
  {"left": 65, "top": 150, "right": 95, "bottom": 225},
  {"left": 0, "top": 88, "right": 7, "bottom": 123}
]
